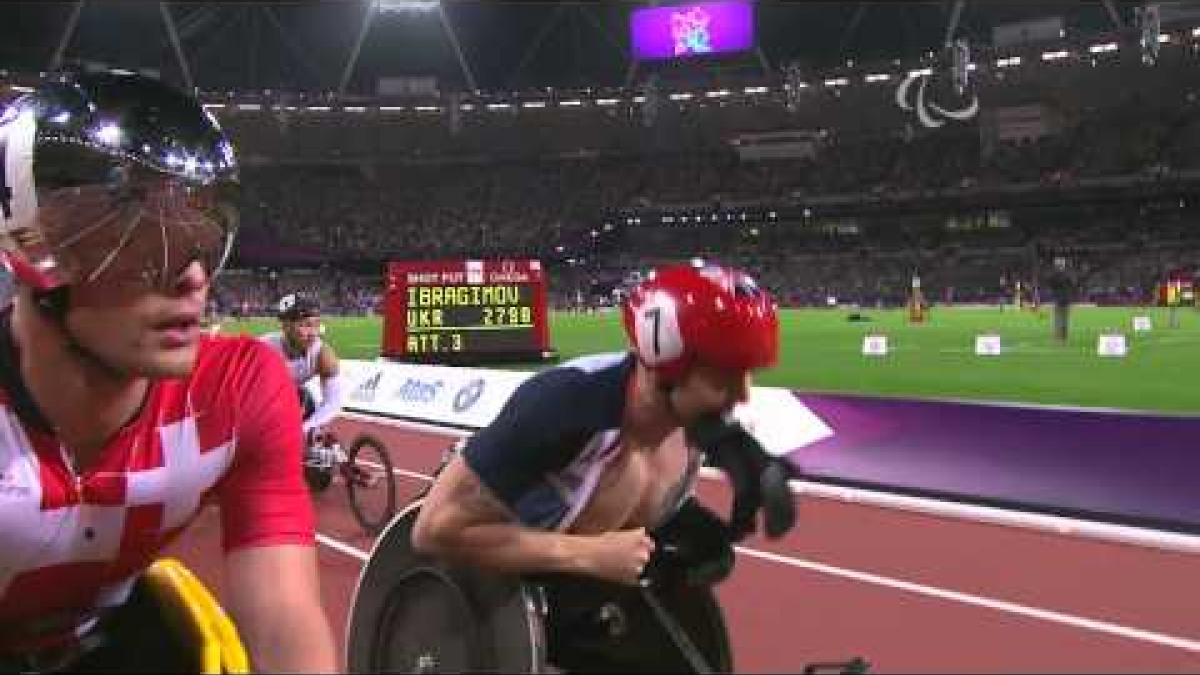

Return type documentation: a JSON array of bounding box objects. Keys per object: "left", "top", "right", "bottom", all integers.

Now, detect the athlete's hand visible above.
[
  {"left": 581, "top": 527, "right": 656, "bottom": 586},
  {"left": 685, "top": 413, "right": 798, "bottom": 542}
]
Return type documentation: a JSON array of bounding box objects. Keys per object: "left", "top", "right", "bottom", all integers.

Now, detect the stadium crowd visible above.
[{"left": 199, "top": 47, "right": 1200, "bottom": 314}]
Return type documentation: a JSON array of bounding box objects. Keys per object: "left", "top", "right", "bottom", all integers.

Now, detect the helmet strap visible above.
[
  {"left": 661, "top": 381, "right": 683, "bottom": 423},
  {"left": 655, "top": 366, "right": 692, "bottom": 425},
  {"left": 33, "top": 286, "right": 70, "bottom": 319}
]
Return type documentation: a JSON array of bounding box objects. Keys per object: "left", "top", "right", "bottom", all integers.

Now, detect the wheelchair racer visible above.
[
  {"left": 259, "top": 293, "right": 343, "bottom": 441},
  {"left": 0, "top": 70, "right": 336, "bottom": 672},
  {"left": 256, "top": 293, "right": 379, "bottom": 495},
  {"left": 412, "top": 262, "right": 797, "bottom": 587}
]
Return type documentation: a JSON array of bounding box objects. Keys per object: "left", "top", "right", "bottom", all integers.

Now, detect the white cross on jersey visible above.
[
  {"left": 0, "top": 410, "right": 128, "bottom": 596},
  {"left": 126, "top": 413, "right": 234, "bottom": 531},
  {"left": 0, "top": 405, "right": 233, "bottom": 601}
]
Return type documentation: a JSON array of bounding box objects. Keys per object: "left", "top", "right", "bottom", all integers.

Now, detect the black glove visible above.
[
  {"left": 684, "top": 413, "right": 798, "bottom": 542},
  {"left": 647, "top": 498, "right": 736, "bottom": 587}
]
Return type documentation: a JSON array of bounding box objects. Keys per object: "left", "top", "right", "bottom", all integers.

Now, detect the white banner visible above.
[
  {"left": 975, "top": 334, "right": 1003, "bottom": 356},
  {"left": 1096, "top": 333, "right": 1129, "bottom": 358},
  {"left": 318, "top": 359, "right": 529, "bottom": 429},
  {"left": 862, "top": 334, "right": 889, "bottom": 356},
  {"left": 328, "top": 359, "right": 833, "bottom": 457}
]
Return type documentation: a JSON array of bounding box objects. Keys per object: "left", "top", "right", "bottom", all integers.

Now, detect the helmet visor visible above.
[
  {"left": 0, "top": 70, "right": 238, "bottom": 290},
  {"left": 32, "top": 156, "right": 238, "bottom": 289}
]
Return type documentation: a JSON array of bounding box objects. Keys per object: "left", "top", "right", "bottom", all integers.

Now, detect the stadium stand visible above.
[{"left": 4, "top": 6, "right": 1197, "bottom": 314}]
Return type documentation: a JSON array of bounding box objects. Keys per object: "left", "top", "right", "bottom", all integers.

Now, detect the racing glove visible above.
[{"left": 684, "top": 413, "right": 798, "bottom": 542}]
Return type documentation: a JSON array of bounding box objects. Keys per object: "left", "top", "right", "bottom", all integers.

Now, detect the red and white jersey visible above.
[{"left": 0, "top": 317, "right": 314, "bottom": 647}]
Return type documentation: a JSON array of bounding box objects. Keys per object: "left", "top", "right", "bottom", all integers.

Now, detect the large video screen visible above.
[{"left": 630, "top": 1, "right": 755, "bottom": 61}]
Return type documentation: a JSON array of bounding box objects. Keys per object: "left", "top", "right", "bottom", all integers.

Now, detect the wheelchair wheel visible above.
[
  {"left": 346, "top": 434, "right": 398, "bottom": 535},
  {"left": 347, "top": 501, "right": 546, "bottom": 673},
  {"left": 346, "top": 500, "right": 736, "bottom": 673},
  {"left": 305, "top": 464, "right": 334, "bottom": 493}
]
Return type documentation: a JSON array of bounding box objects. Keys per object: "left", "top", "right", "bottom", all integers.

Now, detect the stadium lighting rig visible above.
[
  {"left": 1136, "top": 3, "right": 1162, "bottom": 65},
  {"left": 179, "top": 1, "right": 1200, "bottom": 121},
  {"left": 376, "top": 0, "right": 439, "bottom": 14}
]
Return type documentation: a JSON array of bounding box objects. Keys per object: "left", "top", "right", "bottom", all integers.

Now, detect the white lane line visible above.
[
  {"left": 325, "top": 413, "right": 1200, "bottom": 650},
  {"left": 390, "top": 466, "right": 434, "bottom": 482},
  {"left": 316, "top": 533, "right": 369, "bottom": 561},
  {"left": 338, "top": 412, "right": 1200, "bottom": 555},
  {"left": 312, "top": 527, "right": 1200, "bottom": 653},
  {"left": 694, "top": 468, "right": 1200, "bottom": 555},
  {"left": 734, "top": 546, "right": 1200, "bottom": 653},
  {"left": 351, "top": 454, "right": 431, "bottom": 485}
]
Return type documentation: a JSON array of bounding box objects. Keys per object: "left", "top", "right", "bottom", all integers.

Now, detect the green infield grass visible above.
[{"left": 218, "top": 305, "right": 1200, "bottom": 414}]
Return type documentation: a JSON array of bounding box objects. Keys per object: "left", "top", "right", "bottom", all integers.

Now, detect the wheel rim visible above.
[{"left": 347, "top": 436, "right": 397, "bottom": 534}]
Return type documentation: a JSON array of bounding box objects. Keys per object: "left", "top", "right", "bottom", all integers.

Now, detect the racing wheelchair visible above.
[
  {"left": 0, "top": 559, "right": 247, "bottom": 674},
  {"left": 298, "top": 386, "right": 398, "bottom": 535},
  {"left": 303, "top": 428, "right": 398, "bottom": 535},
  {"left": 345, "top": 445, "right": 871, "bottom": 674},
  {"left": 346, "top": 497, "right": 734, "bottom": 673}
]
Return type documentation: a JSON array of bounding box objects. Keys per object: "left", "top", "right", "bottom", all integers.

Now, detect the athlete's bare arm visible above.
[
  {"left": 412, "top": 454, "right": 654, "bottom": 586},
  {"left": 224, "top": 544, "right": 338, "bottom": 672},
  {"left": 303, "top": 343, "right": 343, "bottom": 433},
  {"left": 316, "top": 343, "right": 339, "bottom": 381}
]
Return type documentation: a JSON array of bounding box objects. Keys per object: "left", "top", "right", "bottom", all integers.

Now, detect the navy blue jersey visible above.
[{"left": 462, "top": 352, "right": 699, "bottom": 531}]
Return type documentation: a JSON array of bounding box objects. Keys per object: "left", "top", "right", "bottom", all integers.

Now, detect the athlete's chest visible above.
[
  {"left": 280, "top": 340, "right": 319, "bottom": 384},
  {"left": 284, "top": 354, "right": 314, "bottom": 383},
  {"left": 568, "top": 429, "right": 693, "bottom": 534}
]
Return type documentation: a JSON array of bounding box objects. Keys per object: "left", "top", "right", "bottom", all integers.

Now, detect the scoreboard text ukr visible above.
[{"left": 382, "top": 260, "right": 556, "bottom": 364}]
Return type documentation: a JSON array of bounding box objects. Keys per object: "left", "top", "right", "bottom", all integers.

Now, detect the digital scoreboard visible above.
[{"left": 381, "top": 259, "right": 556, "bottom": 364}]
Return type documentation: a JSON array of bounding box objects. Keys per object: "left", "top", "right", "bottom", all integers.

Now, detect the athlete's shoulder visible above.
[
  {"left": 311, "top": 336, "right": 328, "bottom": 356},
  {"left": 257, "top": 331, "right": 283, "bottom": 348},
  {"left": 517, "top": 352, "right": 622, "bottom": 395},
  {"left": 195, "top": 334, "right": 288, "bottom": 379},
  {"left": 558, "top": 351, "right": 634, "bottom": 376},
  {"left": 463, "top": 351, "right": 635, "bottom": 504},
  {"left": 201, "top": 332, "right": 277, "bottom": 356},
  {"left": 501, "top": 351, "right": 634, "bottom": 423}
]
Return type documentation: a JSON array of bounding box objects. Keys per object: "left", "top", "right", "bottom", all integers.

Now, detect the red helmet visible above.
[{"left": 622, "top": 263, "right": 779, "bottom": 381}]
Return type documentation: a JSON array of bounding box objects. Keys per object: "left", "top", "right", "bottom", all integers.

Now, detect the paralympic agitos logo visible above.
[{"left": 894, "top": 70, "right": 978, "bottom": 129}]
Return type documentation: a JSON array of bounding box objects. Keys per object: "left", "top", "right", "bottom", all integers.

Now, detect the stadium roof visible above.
[{"left": 0, "top": 1, "right": 1185, "bottom": 95}]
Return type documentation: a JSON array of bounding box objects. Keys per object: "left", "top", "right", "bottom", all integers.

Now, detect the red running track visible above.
[{"left": 166, "top": 415, "right": 1200, "bottom": 673}]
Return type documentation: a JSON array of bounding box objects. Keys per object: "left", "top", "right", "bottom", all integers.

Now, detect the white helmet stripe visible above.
[
  {"left": 633, "top": 289, "right": 684, "bottom": 364},
  {"left": 0, "top": 108, "right": 39, "bottom": 234}
]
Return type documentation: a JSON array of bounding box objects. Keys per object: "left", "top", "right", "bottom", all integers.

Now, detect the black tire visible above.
[
  {"left": 346, "top": 502, "right": 545, "bottom": 674},
  {"left": 346, "top": 434, "right": 398, "bottom": 535},
  {"left": 305, "top": 465, "right": 334, "bottom": 492},
  {"left": 346, "top": 501, "right": 734, "bottom": 674}
]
